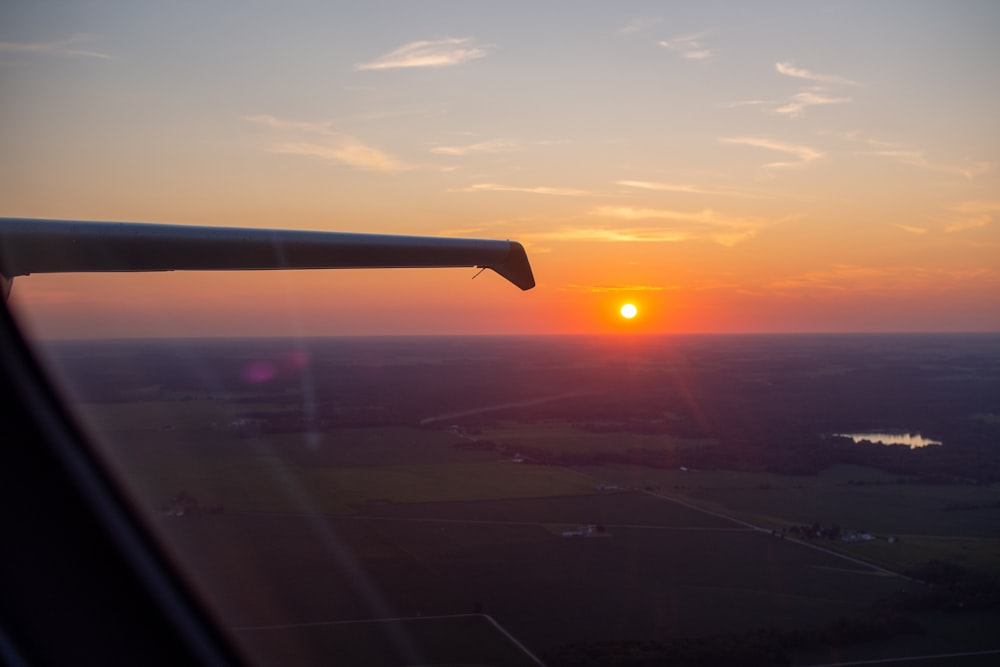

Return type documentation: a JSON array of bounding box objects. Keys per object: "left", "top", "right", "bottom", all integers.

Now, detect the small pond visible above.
[{"left": 835, "top": 432, "right": 942, "bottom": 448}]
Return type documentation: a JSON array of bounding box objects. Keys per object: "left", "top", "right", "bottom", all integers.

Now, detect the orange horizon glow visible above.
[{"left": 2, "top": 3, "right": 998, "bottom": 338}]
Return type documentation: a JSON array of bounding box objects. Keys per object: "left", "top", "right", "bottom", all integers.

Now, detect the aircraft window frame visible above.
[{"left": 0, "top": 297, "right": 242, "bottom": 666}]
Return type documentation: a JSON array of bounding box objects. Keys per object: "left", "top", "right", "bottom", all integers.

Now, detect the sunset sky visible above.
[{"left": 2, "top": 1, "right": 998, "bottom": 337}]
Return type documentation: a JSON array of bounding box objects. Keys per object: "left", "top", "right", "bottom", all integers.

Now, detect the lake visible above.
[{"left": 836, "top": 432, "right": 942, "bottom": 448}]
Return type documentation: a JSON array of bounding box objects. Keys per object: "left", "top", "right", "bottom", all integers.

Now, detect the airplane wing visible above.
[{"left": 0, "top": 218, "right": 535, "bottom": 296}]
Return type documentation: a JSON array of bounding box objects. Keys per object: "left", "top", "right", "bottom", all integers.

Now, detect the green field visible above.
[
  {"left": 474, "top": 426, "right": 1000, "bottom": 576},
  {"left": 97, "top": 436, "right": 598, "bottom": 515},
  {"left": 73, "top": 396, "right": 999, "bottom": 664},
  {"left": 73, "top": 398, "right": 273, "bottom": 431},
  {"left": 158, "top": 509, "right": 911, "bottom": 659},
  {"left": 591, "top": 463, "right": 1000, "bottom": 575},
  {"left": 790, "top": 612, "right": 1000, "bottom": 666},
  {"left": 72, "top": 400, "right": 600, "bottom": 513},
  {"left": 480, "top": 421, "right": 712, "bottom": 455}
]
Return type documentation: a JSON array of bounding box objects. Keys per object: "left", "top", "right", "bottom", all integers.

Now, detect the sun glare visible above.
[{"left": 620, "top": 303, "right": 638, "bottom": 319}]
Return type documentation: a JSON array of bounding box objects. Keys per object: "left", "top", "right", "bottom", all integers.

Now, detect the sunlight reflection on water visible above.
[{"left": 836, "top": 432, "right": 943, "bottom": 448}]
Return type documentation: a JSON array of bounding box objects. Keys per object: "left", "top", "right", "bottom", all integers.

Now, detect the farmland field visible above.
[
  {"left": 158, "top": 505, "right": 909, "bottom": 659},
  {"left": 38, "top": 334, "right": 1000, "bottom": 665},
  {"left": 231, "top": 615, "right": 542, "bottom": 667},
  {"left": 479, "top": 421, "right": 713, "bottom": 456},
  {"left": 590, "top": 463, "right": 1000, "bottom": 574}
]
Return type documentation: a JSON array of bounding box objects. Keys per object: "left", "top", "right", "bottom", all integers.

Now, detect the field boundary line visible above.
[
  {"left": 231, "top": 509, "right": 755, "bottom": 532},
  {"left": 229, "top": 611, "right": 482, "bottom": 631},
  {"left": 571, "top": 467, "right": 907, "bottom": 579},
  {"left": 480, "top": 614, "right": 547, "bottom": 667},
  {"left": 641, "top": 488, "right": 762, "bottom": 530},
  {"left": 643, "top": 488, "right": 904, "bottom": 578},
  {"left": 344, "top": 514, "right": 754, "bottom": 532},
  {"left": 799, "top": 647, "right": 1000, "bottom": 666},
  {"left": 229, "top": 612, "right": 546, "bottom": 667},
  {"left": 783, "top": 534, "right": 904, "bottom": 578}
]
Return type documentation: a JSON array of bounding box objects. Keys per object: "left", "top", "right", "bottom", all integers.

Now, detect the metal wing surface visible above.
[{"left": 0, "top": 218, "right": 535, "bottom": 293}]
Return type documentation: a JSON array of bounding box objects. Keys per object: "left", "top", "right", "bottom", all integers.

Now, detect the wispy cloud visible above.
[
  {"left": 594, "top": 207, "right": 717, "bottom": 223},
  {"left": 436, "top": 215, "right": 565, "bottom": 239},
  {"left": 555, "top": 206, "right": 774, "bottom": 246},
  {"left": 560, "top": 284, "right": 676, "bottom": 293},
  {"left": 451, "top": 183, "right": 597, "bottom": 197},
  {"left": 944, "top": 201, "right": 1000, "bottom": 232},
  {"left": 769, "top": 264, "right": 999, "bottom": 294},
  {"left": 356, "top": 37, "right": 489, "bottom": 71},
  {"left": 658, "top": 32, "right": 714, "bottom": 60},
  {"left": 724, "top": 99, "right": 773, "bottom": 109},
  {"left": 531, "top": 227, "right": 694, "bottom": 243},
  {"left": 274, "top": 141, "right": 405, "bottom": 172},
  {"left": 493, "top": 204, "right": 775, "bottom": 247},
  {"left": 718, "top": 136, "right": 823, "bottom": 169},
  {"left": 617, "top": 17, "right": 661, "bottom": 36},
  {"left": 616, "top": 180, "right": 763, "bottom": 198},
  {"left": 431, "top": 140, "right": 518, "bottom": 156},
  {"left": 775, "top": 61, "right": 859, "bottom": 86},
  {"left": 776, "top": 89, "right": 852, "bottom": 117},
  {"left": 350, "top": 105, "right": 446, "bottom": 122},
  {"left": 893, "top": 224, "right": 928, "bottom": 235},
  {"left": 866, "top": 148, "right": 991, "bottom": 179},
  {"left": 833, "top": 132, "right": 993, "bottom": 179},
  {"left": 729, "top": 89, "right": 852, "bottom": 118},
  {"left": 726, "top": 62, "right": 859, "bottom": 118},
  {"left": 243, "top": 114, "right": 336, "bottom": 133},
  {"left": 244, "top": 114, "right": 405, "bottom": 172},
  {"left": 0, "top": 33, "right": 111, "bottom": 59}
]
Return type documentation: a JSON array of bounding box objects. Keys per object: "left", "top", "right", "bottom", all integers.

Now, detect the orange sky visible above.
[{"left": 3, "top": 2, "right": 998, "bottom": 337}]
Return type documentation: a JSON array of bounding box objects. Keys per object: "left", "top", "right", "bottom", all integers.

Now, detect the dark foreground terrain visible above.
[{"left": 36, "top": 334, "right": 1000, "bottom": 665}]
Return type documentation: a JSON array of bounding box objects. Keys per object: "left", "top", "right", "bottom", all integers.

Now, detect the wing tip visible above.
[{"left": 489, "top": 241, "right": 535, "bottom": 291}]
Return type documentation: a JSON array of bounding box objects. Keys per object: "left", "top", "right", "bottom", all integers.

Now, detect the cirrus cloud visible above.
[
  {"left": 560, "top": 284, "right": 676, "bottom": 293},
  {"left": 867, "top": 149, "right": 991, "bottom": 180},
  {"left": 244, "top": 114, "right": 406, "bottom": 172},
  {"left": 616, "top": 180, "right": 764, "bottom": 199},
  {"left": 617, "top": 17, "right": 662, "bottom": 36},
  {"left": 658, "top": 32, "right": 714, "bottom": 60},
  {"left": 520, "top": 206, "right": 774, "bottom": 247},
  {"left": 769, "top": 264, "right": 999, "bottom": 294},
  {"left": 718, "top": 136, "right": 824, "bottom": 169},
  {"left": 0, "top": 33, "right": 111, "bottom": 59},
  {"left": 776, "top": 89, "right": 852, "bottom": 117},
  {"left": 273, "top": 141, "right": 405, "bottom": 172},
  {"left": 944, "top": 201, "right": 1000, "bottom": 232},
  {"left": 431, "top": 140, "right": 518, "bottom": 156},
  {"left": 356, "top": 38, "right": 489, "bottom": 71},
  {"left": 450, "top": 183, "right": 597, "bottom": 197},
  {"left": 776, "top": 61, "right": 859, "bottom": 86}
]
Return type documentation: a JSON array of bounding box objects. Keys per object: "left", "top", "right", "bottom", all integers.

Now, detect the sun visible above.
[{"left": 620, "top": 303, "right": 638, "bottom": 319}]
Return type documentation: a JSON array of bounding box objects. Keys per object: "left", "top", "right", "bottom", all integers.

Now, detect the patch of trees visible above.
[
  {"left": 944, "top": 500, "right": 1000, "bottom": 511},
  {"left": 786, "top": 522, "right": 842, "bottom": 540},
  {"left": 543, "top": 612, "right": 924, "bottom": 667},
  {"left": 47, "top": 335, "right": 1000, "bottom": 482},
  {"left": 248, "top": 406, "right": 400, "bottom": 432}
]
